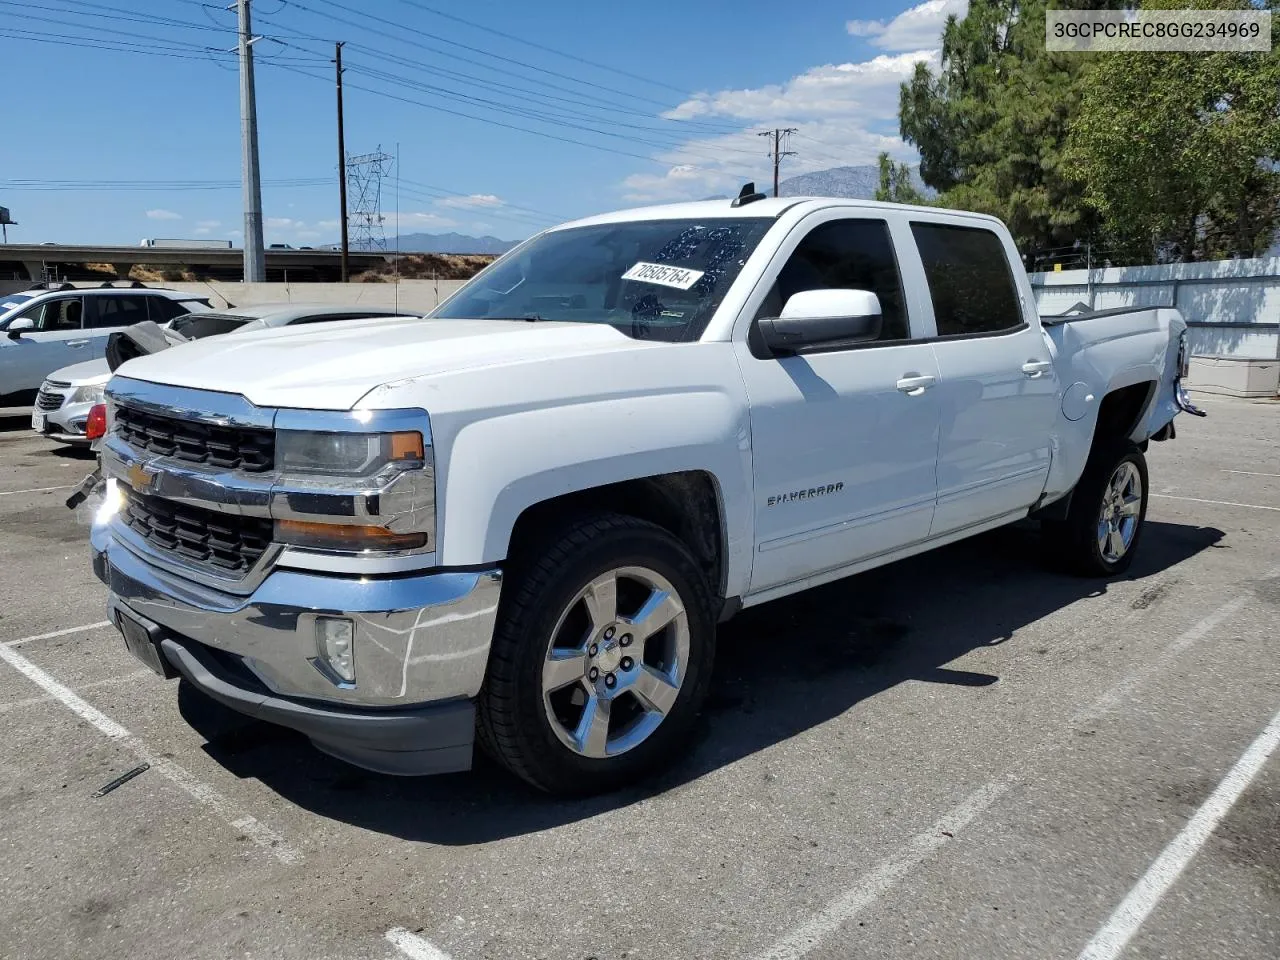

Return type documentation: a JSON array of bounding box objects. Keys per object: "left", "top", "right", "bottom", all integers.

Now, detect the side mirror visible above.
[
  {"left": 758, "top": 289, "right": 883, "bottom": 355},
  {"left": 6, "top": 317, "right": 35, "bottom": 339}
]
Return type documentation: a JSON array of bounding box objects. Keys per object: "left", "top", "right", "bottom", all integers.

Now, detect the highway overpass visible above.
[{"left": 0, "top": 243, "right": 392, "bottom": 282}]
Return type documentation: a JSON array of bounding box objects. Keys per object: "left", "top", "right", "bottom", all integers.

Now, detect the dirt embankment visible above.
[{"left": 352, "top": 253, "right": 496, "bottom": 283}]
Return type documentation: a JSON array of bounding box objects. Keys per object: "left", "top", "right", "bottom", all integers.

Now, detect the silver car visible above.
[
  {"left": 1, "top": 284, "right": 213, "bottom": 406},
  {"left": 32, "top": 302, "right": 419, "bottom": 446}
]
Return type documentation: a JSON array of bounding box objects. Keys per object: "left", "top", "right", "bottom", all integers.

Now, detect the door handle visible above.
[
  {"left": 896, "top": 374, "right": 937, "bottom": 396},
  {"left": 1021, "top": 360, "right": 1053, "bottom": 378},
  {"left": 66, "top": 339, "right": 90, "bottom": 347}
]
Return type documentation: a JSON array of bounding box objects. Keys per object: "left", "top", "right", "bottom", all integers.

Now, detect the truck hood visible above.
[{"left": 112, "top": 317, "right": 668, "bottom": 409}]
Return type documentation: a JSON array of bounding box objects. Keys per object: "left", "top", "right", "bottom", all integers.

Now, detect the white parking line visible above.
[
  {"left": 755, "top": 779, "right": 1014, "bottom": 960},
  {"left": 8, "top": 620, "right": 113, "bottom": 647},
  {"left": 0, "top": 641, "right": 301, "bottom": 865},
  {"left": 755, "top": 570, "right": 1275, "bottom": 960},
  {"left": 386, "top": 928, "right": 454, "bottom": 960},
  {"left": 0, "top": 668, "right": 152, "bottom": 715},
  {"left": 1223, "top": 469, "right": 1280, "bottom": 479},
  {"left": 0, "top": 484, "right": 74, "bottom": 497},
  {"left": 1077, "top": 705, "right": 1280, "bottom": 960},
  {"left": 1152, "top": 493, "right": 1280, "bottom": 512}
]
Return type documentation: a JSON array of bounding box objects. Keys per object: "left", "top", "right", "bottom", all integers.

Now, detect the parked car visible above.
[
  {"left": 89, "top": 194, "right": 1198, "bottom": 794},
  {"left": 0, "top": 284, "right": 212, "bottom": 406},
  {"left": 32, "top": 303, "right": 419, "bottom": 444}
]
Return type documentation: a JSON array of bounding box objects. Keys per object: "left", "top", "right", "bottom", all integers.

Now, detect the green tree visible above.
[
  {"left": 899, "top": 0, "right": 1110, "bottom": 255},
  {"left": 875, "top": 152, "right": 928, "bottom": 204},
  {"left": 1064, "top": 0, "right": 1280, "bottom": 262}
]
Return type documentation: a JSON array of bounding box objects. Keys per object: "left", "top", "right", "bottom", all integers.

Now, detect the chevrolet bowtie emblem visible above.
[{"left": 126, "top": 461, "right": 158, "bottom": 494}]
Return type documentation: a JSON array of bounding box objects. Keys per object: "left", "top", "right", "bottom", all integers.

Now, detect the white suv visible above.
[{"left": 0, "top": 284, "right": 211, "bottom": 405}]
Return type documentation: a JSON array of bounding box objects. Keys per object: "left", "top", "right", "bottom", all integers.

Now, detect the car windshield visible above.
[
  {"left": 431, "top": 217, "right": 775, "bottom": 341},
  {"left": 0, "top": 293, "right": 35, "bottom": 324},
  {"left": 167, "top": 313, "right": 252, "bottom": 340}
]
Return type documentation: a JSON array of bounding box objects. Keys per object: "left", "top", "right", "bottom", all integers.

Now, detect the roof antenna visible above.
[{"left": 731, "top": 182, "right": 767, "bottom": 208}]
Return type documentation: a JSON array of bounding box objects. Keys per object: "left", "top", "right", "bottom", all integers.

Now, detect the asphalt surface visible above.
[{"left": 0, "top": 394, "right": 1277, "bottom": 960}]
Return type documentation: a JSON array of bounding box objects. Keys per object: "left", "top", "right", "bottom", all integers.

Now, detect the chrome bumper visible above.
[{"left": 91, "top": 523, "right": 501, "bottom": 710}]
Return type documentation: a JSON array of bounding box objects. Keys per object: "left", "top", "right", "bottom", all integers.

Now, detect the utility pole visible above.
[
  {"left": 236, "top": 0, "right": 265, "bottom": 282},
  {"left": 759, "top": 127, "right": 798, "bottom": 197},
  {"left": 335, "top": 41, "right": 349, "bottom": 282}
]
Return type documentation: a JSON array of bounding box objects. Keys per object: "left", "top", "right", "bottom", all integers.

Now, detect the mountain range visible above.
[
  {"left": 352, "top": 165, "right": 930, "bottom": 254},
  {"left": 778, "top": 163, "right": 930, "bottom": 200},
  {"left": 355, "top": 231, "right": 518, "bottom": 255}
]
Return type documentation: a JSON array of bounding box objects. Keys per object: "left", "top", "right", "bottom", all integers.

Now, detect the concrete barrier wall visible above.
[
  {"left": 1, "top": 279, "right": 468, "bottom": 312},
  {"left": 1029, "top": 257, "right": 1280, "bottom": 363}
]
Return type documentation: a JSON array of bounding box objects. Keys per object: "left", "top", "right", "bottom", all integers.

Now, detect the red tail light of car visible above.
[{"left": 85, "top": 403, "right": 107, "bottom": 440}]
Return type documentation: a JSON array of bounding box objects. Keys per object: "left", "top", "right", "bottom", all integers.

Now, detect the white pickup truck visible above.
[{"left": 90, "top": 194, "right": 1199, "bottom": 794}]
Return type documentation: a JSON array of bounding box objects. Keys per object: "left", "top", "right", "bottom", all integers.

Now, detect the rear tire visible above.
[
  {"left": 1044, "top": 441, "right": 1149, "bottom": 577},
  {"left": 477, "top": 513, "right": 715, "bottom": 795}
]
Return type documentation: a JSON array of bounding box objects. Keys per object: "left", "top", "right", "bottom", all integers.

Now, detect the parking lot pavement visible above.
[{"left": 1, "top": 397, "right": 1277, "bottom": 960}]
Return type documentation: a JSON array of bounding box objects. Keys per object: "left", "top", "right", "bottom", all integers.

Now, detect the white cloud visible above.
[
  {"left": 145, "top": 208, "right": 182, "bottom": 221},
  {"left": 847, "top": 0, "right": 967, "bottom": 51},
  {"left": 662, "top": 50, "right": 933, "bottom": 123},
  {"left": 194, "top": 227, "right": 211, "bottom": 236},
  {"left": 436, "top": 194, "right": 503, "bottom": 210},
  {"left": 266, "top": 217, "right": 298, "bottom": 229},
  {"left": 196, "top": 219, "right": 220, "bottom": 228},
  {"left": 628, "top": 45, "right": 936, "bottom": 203}
]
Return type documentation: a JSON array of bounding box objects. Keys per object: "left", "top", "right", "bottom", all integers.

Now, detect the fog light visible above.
[{"left": 315, "top": 616, "right": 356, "bottom": 684}]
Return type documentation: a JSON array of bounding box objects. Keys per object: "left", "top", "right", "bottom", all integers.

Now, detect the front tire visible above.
[
  {"left": 477, "top": 513, "right": 715, "bottom": 795},
  {"left": 1044, "top": 441, "right": 1149, "bottom": 577}
]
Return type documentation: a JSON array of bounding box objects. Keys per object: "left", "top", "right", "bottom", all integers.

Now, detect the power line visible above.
[
  {"left": 298, "top": 0, "right": 680, "bottom": 112},
  {"left": 389, "top": 0, "right": 694, "bottom": 96},
  {"left": 251, "top": 4, "right": 745, "bottom": 138}
]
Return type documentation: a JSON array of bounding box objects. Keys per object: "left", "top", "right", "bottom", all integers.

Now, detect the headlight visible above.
[
  {"left": 276, "top": 429, "right": 424, "bottom": 479},
  {"left": 70, "top": 383, "right": 106, "bottom": 405},
  {"left": 272, "top": 427, "right": 435, "bottom": 554}
]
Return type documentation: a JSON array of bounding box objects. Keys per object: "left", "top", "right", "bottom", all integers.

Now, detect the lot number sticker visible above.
[{"left": 621, "top": 261, "right": 705, "bottom": 291}]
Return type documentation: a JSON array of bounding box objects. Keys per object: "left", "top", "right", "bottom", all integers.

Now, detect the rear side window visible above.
[
  {"left": 88, "top": 295, "right": 148, "bottom": 329},
  {"left": 911, "top": 223, "right": 1022, "bottom": 337},
  {"left": 147, "top": 296, "right": 192, "bottom": 322},
  {"left": 756, "top": 218, "right": 909, "bottom": 342}
]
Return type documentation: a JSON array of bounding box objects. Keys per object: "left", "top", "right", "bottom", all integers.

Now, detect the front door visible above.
[
  {"left": 2, "top": 296, "right": 89, "bottom": 395},
  {"left": 735, "top": 215, "right": 941, "bottom": 594},
  {"left": 908, "top": 221, "right": 1059, "bottom": 534}
]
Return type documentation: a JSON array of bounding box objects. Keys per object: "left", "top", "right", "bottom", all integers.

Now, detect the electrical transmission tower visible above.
[
  {"left": 346, "top": 147, "right": 393, "bottom": 251},
  {"left": 758, "top": 128, "right": 798, "bottom": 197}
]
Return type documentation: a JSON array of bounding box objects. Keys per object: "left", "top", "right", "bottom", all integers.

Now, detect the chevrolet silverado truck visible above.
[{"left": 89, "top": 193, "right": 1199, "bottom": 794}]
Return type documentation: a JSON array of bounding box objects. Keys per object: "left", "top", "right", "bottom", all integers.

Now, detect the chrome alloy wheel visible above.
[
  {"left": 541, "top": 565, "right": 690, "bottom": 759},
  {"left": 1097, "top": 460, "right": 1143, "bottom": 563}
]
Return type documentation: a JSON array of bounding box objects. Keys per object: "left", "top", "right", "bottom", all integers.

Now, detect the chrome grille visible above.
[
  {"left": 121, "top": 487, "right": 272, "bottom": 575},
  {"left": 36, "top": 389, "right": 65, "bottom": 411},
  {"left": 115, "top": 404, "right": 274, "bottom": 472}
]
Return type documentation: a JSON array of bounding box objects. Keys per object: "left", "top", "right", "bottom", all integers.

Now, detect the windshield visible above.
[
  {"left": 0, "top": 293, "right": 35, "bottom": 325},
  {"left": 431, "top": 217, "right": 775, "bottom": 341},
  {"left": 167, "top": 313, "right": 252, "bottom": 340}
]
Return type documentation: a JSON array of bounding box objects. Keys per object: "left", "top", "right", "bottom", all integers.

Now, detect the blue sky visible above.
[{"left": 0, "top": 0, "right": 964, "bottom": 246}]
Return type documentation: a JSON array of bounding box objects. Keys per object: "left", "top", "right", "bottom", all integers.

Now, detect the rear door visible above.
[
  {"left": 1, "top": 296, "right": 89, "bottom": 395},
  {"left": 908, "top": 220, "right": 1059, "bottom": 535},
  {"left": 735, "top": 212, "right": 942, "bottom": 594}
]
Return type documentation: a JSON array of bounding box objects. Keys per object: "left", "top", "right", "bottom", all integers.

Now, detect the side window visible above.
[
  {"left": 88, "top": 295, "right": 149, "bottom": 329},
  {"left": 31, "top": 297, "right": 84, "bottom": 331},
  {"left": 755, "top": 219, "right": 909, "bottom": 342},
  {"left": 147, "top": 297, "right": 189, "bottom": 323},
  {"left": 910, "top": 223, "right": 1022, "bottom": 337}
]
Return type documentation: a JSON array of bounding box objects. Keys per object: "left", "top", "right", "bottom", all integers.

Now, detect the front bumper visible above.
[
  {"left": 34, "top": 396, "right": 95, "bottom": 444},
  {"left": 92, "top": 525, "right": 502, "bottom": 775}
]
